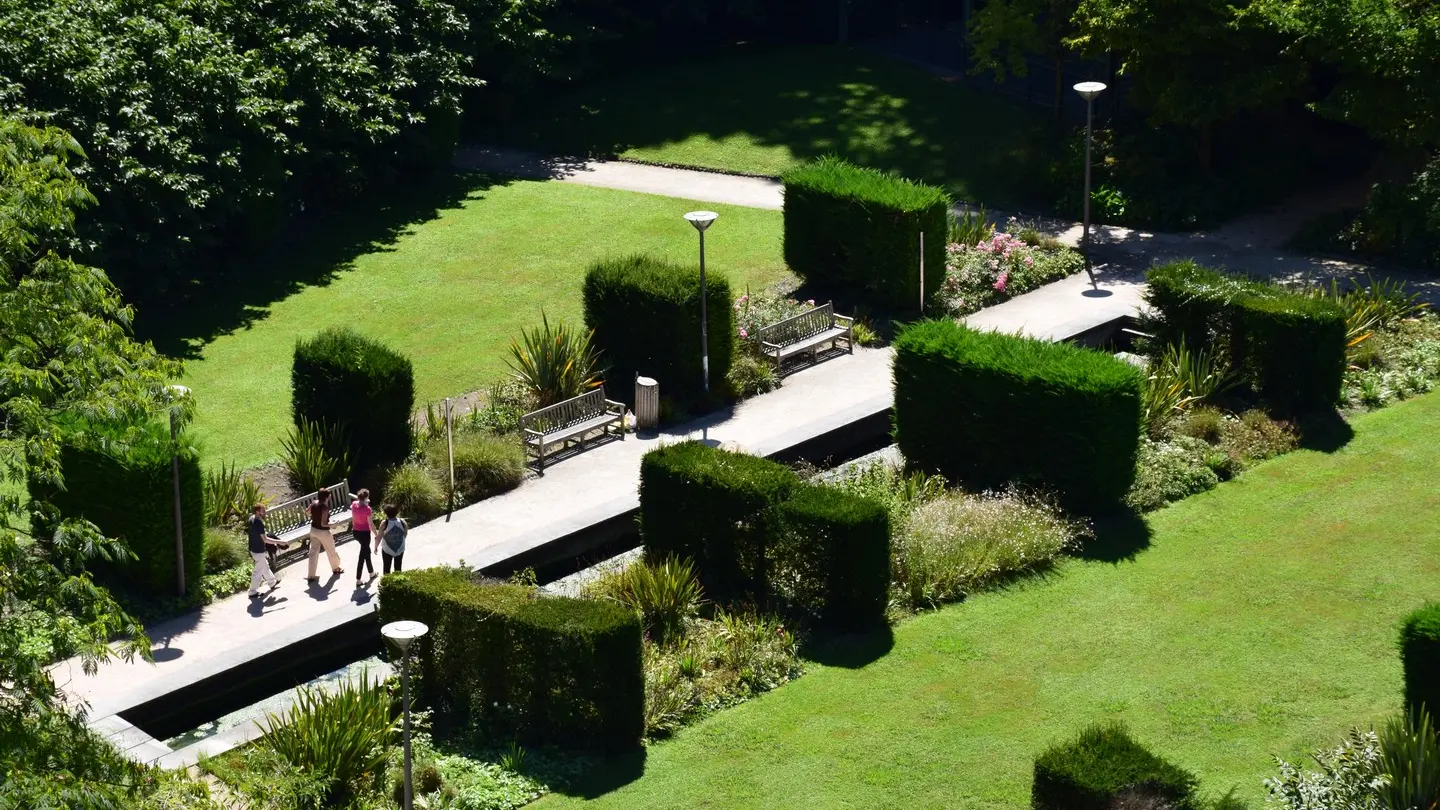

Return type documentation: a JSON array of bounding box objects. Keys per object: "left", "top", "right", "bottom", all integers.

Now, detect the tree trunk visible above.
[{"left": 1053, "top": 50, "right": 1065, "bottom": 122}]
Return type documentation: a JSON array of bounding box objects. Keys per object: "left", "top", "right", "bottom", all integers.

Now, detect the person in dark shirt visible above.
[
  {"left": 248, "top": 504, "right": 286, "bottom": 598},
  {"left": 306, "top": 489, "right": 343, "bottom": 582}
]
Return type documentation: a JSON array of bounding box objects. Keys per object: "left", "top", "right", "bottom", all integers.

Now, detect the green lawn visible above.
[
  {"left": 175, "top": 178, "right": 788, "bottom": 469},
  {"left": 537, "top": 393, "right": 1440, "bottom": 809},
  {"left": 495, "top": 46, "right": 1056, "bottom": 210}
]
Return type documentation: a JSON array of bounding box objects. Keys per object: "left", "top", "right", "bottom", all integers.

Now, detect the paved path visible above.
[{"left": 55, "top": 270, "right": 1141, "bottom": 756}]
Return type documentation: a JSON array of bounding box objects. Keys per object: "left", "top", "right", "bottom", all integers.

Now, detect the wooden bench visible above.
[
  {"left": 521, "top": 387, "right": 625, "bottom": 473},
  {"left": 756, "top": 301, "right": 853, "bottom": 374},
  {"left": 265, "top": 480, "right": 353, "bottom": 570}
]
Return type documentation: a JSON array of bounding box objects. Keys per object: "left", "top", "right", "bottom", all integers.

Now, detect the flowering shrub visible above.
[
  {"left": 734, "top": 290, "right": 816, "bottom": 344},
  {"left": 939, "top": 230, "right": 1084, "bottom": 315}
]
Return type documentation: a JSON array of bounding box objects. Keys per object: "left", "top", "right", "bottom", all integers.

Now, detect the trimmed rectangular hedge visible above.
[
  {"left": 32, "top": 424, "right": 204, "bottom": 595},
  {"left": 293, "top": 327, "right": 414, "bottom": 474},
  {"left": 893, "top": 320, "right": 1144, "bottom": 511},
  {"left": 378, "top": 567, "right": 644, "bottom": 751},
  {"left": 639, "top": 441, "right": 798, "bottom": 603},
  {"left": 1033, "top": 723, "right": 1199, "bottom": 810},
  {"left": 773, "top": 484, "right": 891, "bottom": 627},
  {"left": 1144, "top": 261, "right": 1348, "bottom": 413},
  {"left": 1401, "top": 602, "right": 1440, "bottom": 717},
  {"left": 782, "top": 156, "right": 950, "bottom": 310},
  {"left": 1232, "top": 293, "right": 1347, "bottom": 413},
  {"left": 583, "top": 254, "right": 734, "bottom": 409}
]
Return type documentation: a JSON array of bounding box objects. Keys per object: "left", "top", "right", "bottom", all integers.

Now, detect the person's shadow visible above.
[
  {"left": 247, "top": 595, "right": 289, "bottom": 617},
  {"left": 305, "top": 572, "right": 343, "bottom": 602}
]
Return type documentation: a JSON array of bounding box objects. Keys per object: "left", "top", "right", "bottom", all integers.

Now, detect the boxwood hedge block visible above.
[
  {"left": 781, "top": 156, "right": 949, "bottom": 310},
  {"left": 1144, "top": 260, "right": 1262, "bottom": 351},
  {"left": 639, "top": 441, "right": 798, "bottom": 603},
  {"left": 1233, "top": 293, "right": 1347, "bottom": 413},
  {"left": 34, "top": 424, "right": 204, "bottom": 595},
  {"left": 378, "top": 567, "right": 644, "bottom": 751},
  {"left": 774, "top": 484, "right": 891, "bottom": 628},
  {"left": 893, "top": 320, "right": 1144, "bottom": 511},
  {"left": 1032, "top": 723, "right": 1199, "bottom": 810},
  {"left": 583, "top": 255, "right": 734, "bottom": 408},
  {"left": 1401, "top": 603, "right": 1440, "bottom": 716},
  {"left": 293, "top": 327, "right": 414, "bottom": 474}
]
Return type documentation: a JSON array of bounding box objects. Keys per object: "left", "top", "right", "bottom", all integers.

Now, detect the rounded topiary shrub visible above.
[
  {"left": 893, "top": 320, "right": 1144, "bottom": 512},
  {"left": 293, "top": 327, "right": 414, "bottom": 475},
  {"left": 33, "top": 423, "right": 205, "bottom": 595},
  {"left": 782, "top": 156, "right": 949, "bottom": 310},
  {"left": 583, "top": 255, "right": 734, "bottom": 409},
  {"left": 1033, "top": 723, "right": 1199, "bottom": 810},
  {"left": 1401, "top": 602, "right": 1440, "bottom": 716}
]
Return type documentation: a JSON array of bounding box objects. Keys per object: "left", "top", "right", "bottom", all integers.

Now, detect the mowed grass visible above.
[
  {"left": 496, "top": 46, "right": 1055, "bottom": 209},
  {"left": 536, "top": 393, "right": 1440, "bottom": 809},
  {"left": 178, "top": 178, "right": 787, "bottom": 469}
]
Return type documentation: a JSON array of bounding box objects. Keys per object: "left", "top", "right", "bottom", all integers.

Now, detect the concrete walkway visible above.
[{"left": 55, "top": 264, "right": 1141, "bottom": 766}]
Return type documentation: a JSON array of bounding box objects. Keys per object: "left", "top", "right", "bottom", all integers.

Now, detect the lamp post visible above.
[
  {"left": 381, "top": 620, "right": 429, "bottom": 810},
  {"left": 167, "top": 385, "right": 190, "bottom": 597},
  {"left": 1073, "top": 81, "right": 1108, "bottom": 286},
  {"left": 684, "top": 211, "right": 718, "bottom": 395}
]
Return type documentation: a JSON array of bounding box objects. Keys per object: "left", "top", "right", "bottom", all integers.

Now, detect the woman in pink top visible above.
[{"left": 350, "top": 488, "right": 376, "bottom": 586}]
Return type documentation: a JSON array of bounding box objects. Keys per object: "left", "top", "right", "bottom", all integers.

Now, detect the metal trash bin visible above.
[{"left": 635, "top": 374, "right": 659, "bottom": 430}]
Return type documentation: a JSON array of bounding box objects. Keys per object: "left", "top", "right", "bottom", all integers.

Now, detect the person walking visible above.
[
  {"left": 350, "top": 488, "right": 376, "bottom": 586},
  {"left": 378, "top": 503, "right": 408, "bottom": 575},
  {"left": 247, "top": 504, "right": 285, "bottom": 598},
  {"left": 306, "top": 489, "right": 344, "bottom": 582}
]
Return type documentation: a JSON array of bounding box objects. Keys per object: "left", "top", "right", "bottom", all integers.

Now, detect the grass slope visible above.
[
  {"left": 537, "top": 393, "right": 1440, "bottom": 809},
  {"left": 177, "top": 178, "right": 787, "bottom": 469},
  {"left": 496, "top": 46, "right": 1054, "bottom": 210}
]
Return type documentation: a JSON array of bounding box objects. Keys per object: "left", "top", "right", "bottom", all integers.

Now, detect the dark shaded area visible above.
[
  {"left": 133, "top": 171, "right": 512, "bottom": 359},
  {"left": 553, "top": 747, "right": 648, "bottom": 799},
  {"left": 802, "top": 623, "right": 896, "bottom": 669},
  {"left": 1079, "top": 508, "right": 1152, "bottom": 563},
  {"left": 487, "top": 44, "right": 1059, "bottom": 212},
  {"left": 1296, "top": 409, "right": 1356, "bottom": 453}
]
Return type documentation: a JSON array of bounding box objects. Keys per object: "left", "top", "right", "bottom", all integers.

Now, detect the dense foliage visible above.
[
  {"left": 893, "top": 320, "right": 1143, "bottom": 511},
  {"left": 782, "top": 156, "right": 951, "bottom": 310},
  {"left": 0, "top": 115, "right": 196, "bottom": 808},
  {"left": 32, "top": 425, "right": 205, "bottom": 596},
  {"left": 293, "top": 327, "right": 415, "bottom": 474},
  {"left": 379, "top": 567, "right": 645, "bottom": 751},
  {"left": 0, "top": 0, "right": 473, "bottom": 301},
  {"left": 1032, "top": 722, "right": 1200, "bottom": 809},
  {"left": 582, "top": 254, "right": 735, "bottom": 408}
]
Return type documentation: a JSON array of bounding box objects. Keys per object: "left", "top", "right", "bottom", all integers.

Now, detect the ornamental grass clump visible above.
[
  {"left": 590, "top": 556, "right": 704, "bottom": 645},
  {"left": 893, "top": 489, "right": 1085, "bottom": 610},
  {"left": 258, "top": 676, "right": 397, "bottom": 806}
]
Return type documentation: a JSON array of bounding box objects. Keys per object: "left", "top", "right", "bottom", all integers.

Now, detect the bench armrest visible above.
[
  {"left": 604, "top": 399, "right": 625, "bottom": 414},
  {"left": 760, "top": 340, "right": 783, "bottom": 352},
  {"left": 523, "top": 426, "right": 544, "bottom": 441},
  {"left": 833, "top": 313, "right": 854, "bottom": 327}
]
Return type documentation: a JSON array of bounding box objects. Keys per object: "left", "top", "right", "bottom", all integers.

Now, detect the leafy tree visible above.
[
  {"left": 1068, "top": 0, "right": 1307, "bottom": 169},
  {"left": 968, "top": 0, "right": 1080, "bottom": 120},
  {"left": 0, "top": 116, "right": 200, "bottom": 809}
]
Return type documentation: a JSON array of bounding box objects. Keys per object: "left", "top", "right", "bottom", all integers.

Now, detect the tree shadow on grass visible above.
[
  {"left": 1078, "top": 508, "right": 1152, "bottom": 563},
  {"left": 801, "top": 623, "right": 895, "bottom": 669},
  {"left": 553, "top": 746, "right": 647, "bottom": 800},
  {"left": 136, "top": 170, "right": 514, "bottom": 359}
]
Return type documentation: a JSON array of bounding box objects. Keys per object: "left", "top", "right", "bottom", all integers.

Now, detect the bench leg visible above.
[{"left": 537, "top": 441, "right": 546, "bottom": 475}]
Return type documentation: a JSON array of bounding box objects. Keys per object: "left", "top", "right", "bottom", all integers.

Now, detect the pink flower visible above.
[
  {"left": 993, "top": 270, "right": 1010, "bottom": 292},
  {"left": 806, "top": 299, "right": 815, "bottom": 306},
  {"left": 739, "top": 328, "right": 749, "bottom": 338},
  {"left": 1024, "top": 256, "right": 1034, "bottom": 267}
]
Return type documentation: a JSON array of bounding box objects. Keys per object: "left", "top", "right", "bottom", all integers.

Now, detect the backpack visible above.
[{"left": 382, "top": 518, "right": 407, "bottom": 553}]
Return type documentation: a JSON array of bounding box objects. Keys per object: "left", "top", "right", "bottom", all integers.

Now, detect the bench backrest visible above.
[
  {"left": 266, "top": 480, "right": 351, "bottom": 535},
  {"left": 757, "top": 302, "right": 836, "bottom": 347},
  {"left": 520, "top": 387, "right": 609, "bottom": 434}
]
